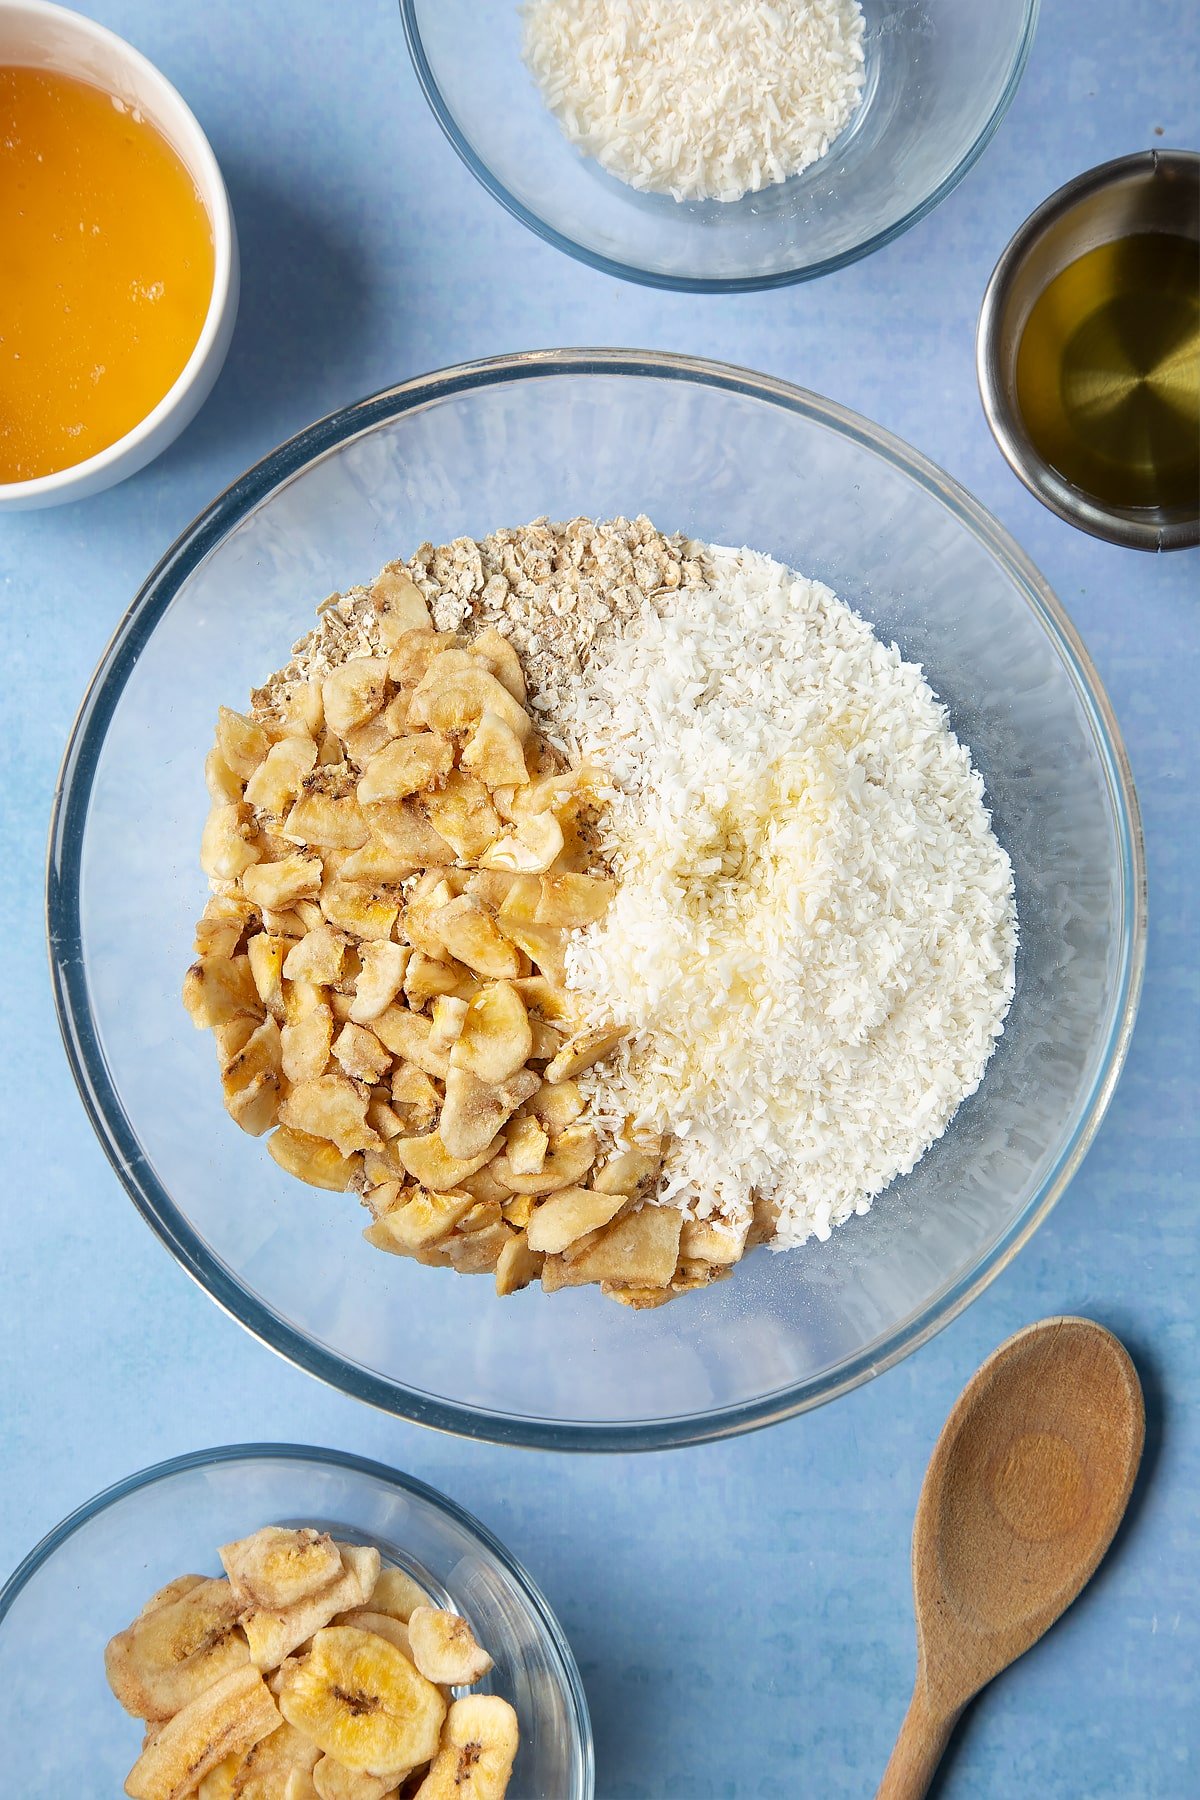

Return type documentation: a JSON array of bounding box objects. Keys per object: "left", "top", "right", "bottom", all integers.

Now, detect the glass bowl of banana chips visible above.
[{"left": 0, "top": 1442, "right": 592, "bottom": 1798}]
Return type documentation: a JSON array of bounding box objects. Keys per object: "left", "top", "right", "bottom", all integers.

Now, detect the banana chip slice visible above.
[
  {"left": 278, "top": 1625, "right": 445, "bottom": 1778},
  {"left": 105, "top": 1576, "right": 249, "bottom": 1722},
  {"left": 124, "top": 1665, "right": 280, "bottom": 1800},
  {"left": 220, "top": 1527, "right": 343, "bottom": 1612},
  {"left": 413, "top": 1696, "right": 519, "bottom": 1800},
  {"left": 242, "top": 1544, "right": 381, "bottom": 1672},
  {"left": 406, "top": 1609, "right": 493, "bottom": 1688}
]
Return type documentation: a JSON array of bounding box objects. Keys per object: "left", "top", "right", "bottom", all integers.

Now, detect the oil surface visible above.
[
  {"left": 1015, "top": 232, "right": 1199, "bottom": 512},
  {"left": 0, "top": 65, "right": 214, "bottom": 483}
]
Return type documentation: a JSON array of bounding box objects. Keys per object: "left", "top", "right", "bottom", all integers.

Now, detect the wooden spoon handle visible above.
[{"left": 876, "top": 1682, "right": 959, "bottom": 1800}]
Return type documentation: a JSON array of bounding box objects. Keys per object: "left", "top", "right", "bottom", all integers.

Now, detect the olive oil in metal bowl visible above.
[{"left": 978, "top": 151, "right": 1199, "bottom": 551}]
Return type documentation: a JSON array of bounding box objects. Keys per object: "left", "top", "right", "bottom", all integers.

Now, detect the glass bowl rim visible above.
[
  {"left": 398, "top": 0, "right": 1041, "bottom": 294},
  {"left": 46, "top": 347, "right": 1147, "bottom": 1452},
  {"left": 0, "top": 1440, "right": 595, "bottom": 1791}
]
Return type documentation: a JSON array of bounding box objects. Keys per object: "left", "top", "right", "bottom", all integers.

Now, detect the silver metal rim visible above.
[{"left": 977, "top": 149, "right": 1200, "bottom": 552}]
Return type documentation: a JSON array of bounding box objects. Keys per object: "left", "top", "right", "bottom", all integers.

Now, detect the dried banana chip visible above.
[
  {"left": 367, "top": 1568, "right": 433, "bottom": 1624},
  {"left": 487, "top": 1125, "right": 598, "bottom": 1196},
  {"left": 323, "top": 658, "right": 391, "bottom": 736},
  {"left": 470, "top": 626, "right": 526, "bottom": 702},
  {"left": 542, "top": 1204, "right": 682, "bottom": 1293},
  {"left": 430, "top": 898, "right": 522, "bottom": 980},
  {"left": 320, "top": 880, "right": 400, "bottom": 943},
  {"left": 124, "top": 1665, "right": 280, "bottom": 1800},
  {"left": 268, "top": 1126, "right": 362, "bottom": 1193},
  {"left": 442, "top": 1221, "right": 513, "bottom": 1275},
  {"left": 279, "top": 1073, "right": 379, "bottom": 1158},
  {"left": 313, "top": 1754, "right": 397, "bottom": 1800},
  {"left": 245, "top": 736, "right": 318, "bottom": 819},
  {"left": 334, "top": 1022, "right": 392, "bottom": 1085},
  {"left": 136, "top": 1575, "right": 206, "bottom": 1620},
  {"left": 280, "top": 1001, "right": 334, "bottom": 1085},
  {"left": 246, "top": 933, "right": 290, "bottom": 1018},
  {"left": 105, "top": 1576, "right": 248, "bottom": 1722},
  {"left": 332, "top": 1610, "right": 412, "bottom": 1659},
  {"left": 363, "top": 799, "right": 455, "bottom": 867},
  {"left": 494, "top": 1231, "right": 542, "bottom": 1297},
  {"left": 408, "top": 663, "right": 531, "bottom": 744},
  {"left": 202, "top": 802, "right": 262, "bottom": 882},
  {"left": 679, "top": 1216, "right": 749, "bottom": 1265},
  {"left": 492, "top": 916, "right": 566, "bottom": 986},
  {"left": 503, "top": 1114, "right": 547, "bottom": 1176},
  {"left": 406, "top": 1609, "right": 493, "bottom": 1687},
  {"left": 246, "top": 1722, "right": 322, "bottom": 1796},
  {"left": 373, "top": 1008, "right": 450, "bottom": 1080},
  {"left": 478, "top": 813, "right": 563, "bottom": 875},
  {"left": 543, "top": 1025, "right": 626, "bottom": 1085},
  {"left": 357, "top": 734, "right": 453, "bottom": 806},
  {"left": 532, "top": 871, "right": 613, "bottom": 928},
  {"left": 194, "top": 894, "right": 257, "bottom": 961},
  {"left": 242, "top": 1544, "right": 380, "bottom": 1672},
  {"left": 217, "top": 707, "right": 272, "bottom": 781},
  {"left": 221, "top": 1528, "right": 343, "bottom": 1612},
  {"left": 591, "top": 1146, "right": 662, "bottom": 1196},
  {"left": 278, "top": 1625, "right": 445, "bottom": 1776},
  {"left": 206, "top": 747, "right": 243, "bottom": 806},
  {"left": 519, "top": 1079, "right": 584, "bottom": 1133},
  {"left": 221, "top": 1016, "right": 283, "bottom": 1136},
  {"left": 526, "top": 1187, "right": 625, "bottom": 1255},
  {"left": 509, "top": 977, "right": 578, "bottom": 1026},
  {"left": 412, "top": 1695, "right": 519, "bottom": 1800},
  {"left": 242, "top": 854, "right": 324, "bottom": 911},
  {"left": 427, "top": 995, "right": 468, "bottom": 1058},
  {"left": 600, "top": 1283, "right": 674, "bottom": 1311},
  {"left": 403, "top": 951, "right": 470, "bottom": 1009},
  {"left": 278, "top": 926, "right": 343, "bottom": 990},
  {"left": 350, "top": 942, "right": 410, "bottom": 1023},
  {"left": 389, "top": 1065, "right": 442, "bottom": 1136},
  {"left": 460, "top": 711, "right": 529, "bottom": 789},
  {"left": 448, "top": 983, "right": 531, "bottom": 1084},
  {"left": 439, "top": 1066, "right": 539, "bottom": 1162},
  {"left": 370, "top": 564, "right": 431, "bottom": 646},
  {"left": 423, "top": 774, "right": 503, "bottom": 864},
  {"left": 364, "top": 1189, "right": 476, "bottom": 1254}
]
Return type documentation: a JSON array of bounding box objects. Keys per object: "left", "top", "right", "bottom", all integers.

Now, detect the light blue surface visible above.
[{"left": 0, "top": 1, "right": 1196, "bottom": 1793}]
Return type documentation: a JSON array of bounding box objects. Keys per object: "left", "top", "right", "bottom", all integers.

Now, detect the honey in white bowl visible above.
[{"left": 0, "top": 64, "right": 215, "bottom": 484}]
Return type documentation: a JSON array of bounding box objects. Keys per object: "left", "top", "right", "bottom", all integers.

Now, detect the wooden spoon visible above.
[{"left": 877, "top": 1317, "right": 1144, "bottom": 1800}]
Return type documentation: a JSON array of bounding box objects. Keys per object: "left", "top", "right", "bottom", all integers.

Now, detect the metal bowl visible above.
[{"left": 977, "top": 150, "right": 1199, "bottom": 552}]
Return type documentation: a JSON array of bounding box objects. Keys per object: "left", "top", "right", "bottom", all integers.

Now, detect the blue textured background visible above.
[{"left": 1, "top": 3, "right": 1197, "bottom": 1793}]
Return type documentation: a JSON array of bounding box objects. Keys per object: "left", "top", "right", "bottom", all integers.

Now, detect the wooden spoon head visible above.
[{"left": 912, "top": 1318, "right": 1144, "bottom": 1716}]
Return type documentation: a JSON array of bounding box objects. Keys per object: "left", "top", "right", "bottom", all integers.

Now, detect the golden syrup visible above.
[
  {"left": 0, "top": 64, "right": 215, "bottom": 482},
  {"left": 1015, "top": 233, "right": 1199, "bottom": 512}
]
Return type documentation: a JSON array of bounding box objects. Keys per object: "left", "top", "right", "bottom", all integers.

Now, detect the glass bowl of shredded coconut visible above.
[
  {"left": 399, "top": 0, "right": 1039, "bottom": 290},
  {"left": 50, "top": 350, "right": 1144, "bottom": 1449}
]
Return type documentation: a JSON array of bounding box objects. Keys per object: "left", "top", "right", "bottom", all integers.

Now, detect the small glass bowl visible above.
[
  {"left": 399, "top": 0, "right": 1039, "bottom": 291},
  {"left": 48, "top": 350, "right": 1144, "bottom": 1451},
  {"left": 0, "top": 1443, "right": 593, "bottom": 1797}
]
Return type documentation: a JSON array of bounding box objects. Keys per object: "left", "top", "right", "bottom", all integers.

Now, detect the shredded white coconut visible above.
[
  {"left": 521, "top": 0, "right": 866, "bottom": 204},
  {"left": 565, "top": 546, "right": 1018, "bottom": 1249}
]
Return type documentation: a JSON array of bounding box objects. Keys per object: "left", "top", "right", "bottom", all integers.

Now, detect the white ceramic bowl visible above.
[{"left": 0, "top": 0, "right": 238, "bottom": 511}]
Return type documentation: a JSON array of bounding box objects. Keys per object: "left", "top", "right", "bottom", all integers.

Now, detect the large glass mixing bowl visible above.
[
  {"left": 48, "top": 351, "right": 1145, "bottom": 1451},
  {"left": 400, "top": 0, "right": 1039, "bottom": 290}
]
